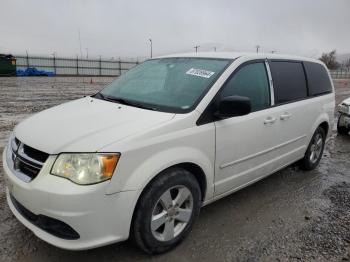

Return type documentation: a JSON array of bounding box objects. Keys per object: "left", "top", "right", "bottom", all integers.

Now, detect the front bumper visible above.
[
  {"left": 339, "top": 113, "right": 350, "bottom": 128},
  {"left": 2, "top": 146, "right": 140, "bottom": 250}
]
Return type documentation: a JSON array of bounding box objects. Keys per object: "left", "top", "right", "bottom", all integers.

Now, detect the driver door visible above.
[{"left": 214, "top": 61, "right": 280, "bottom": 196}]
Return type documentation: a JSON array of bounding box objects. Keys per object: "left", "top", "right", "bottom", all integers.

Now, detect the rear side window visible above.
[
  {"left": 304, "top": 62, "right": 332, "bottom": 96},
  {"left": 270, "top": 61, "right": 307, "bottom": 104},
  {"left": 221, "top": 62, "right": 270, "bottom": 111}
]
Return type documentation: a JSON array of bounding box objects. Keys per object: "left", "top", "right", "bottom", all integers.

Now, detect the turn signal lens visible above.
[{"left": 101, "top": 154, "right": 120, "bottom": 178}]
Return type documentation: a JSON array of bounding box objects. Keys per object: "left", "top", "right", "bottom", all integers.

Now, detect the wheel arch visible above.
[
  {"left": 309, "top": 113, "right": 330, "bottom": 142},
  {"left": 134, "top": 162, "right": 207, "bottom": 208},
  {"left": 319, "top": 121, "right": 329, "bottom": 136}
]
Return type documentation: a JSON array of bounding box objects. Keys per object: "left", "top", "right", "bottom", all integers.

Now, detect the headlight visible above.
[
  {"left": 339, "top": 103, "right": 350, "bottom": 115},
  {"left": 51, "top": 153, "right": 120, "bottom": 185}
]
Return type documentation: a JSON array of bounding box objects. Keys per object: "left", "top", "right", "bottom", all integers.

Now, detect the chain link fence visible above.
[
  {"left": 330, "top": 69, "right": 350, "bottom": 79},
  {"left": 15, "top": 55, "right": 147, "bottom": 76},
  {"left": 13, "top": 55, "right": 350, "bottom": 79}
]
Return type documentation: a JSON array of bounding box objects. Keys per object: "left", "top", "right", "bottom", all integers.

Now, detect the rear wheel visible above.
[
  {"left": 132, "top": 167, "right": 201, "bottom": 254},
  {"left": 300, "top": 127, "right": 326, "bottom": 170},
  {"left": 337, "top": 115, "right": 349, "bottom": 135}
]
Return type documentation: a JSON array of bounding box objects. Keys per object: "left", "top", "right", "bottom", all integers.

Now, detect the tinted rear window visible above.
[
  {"left": 270, "top": 61, "right": 307, "bottom": 104},
  {"left": 304, "top": 62, "right": 332, "bottom": 96}
]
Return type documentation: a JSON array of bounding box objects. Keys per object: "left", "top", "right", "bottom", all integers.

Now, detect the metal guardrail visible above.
[
  {"left": 330, "top": 69, "right": 350, "bottom": 79},
  {"left": 15, "top": 55, "right": 147, "bottom": 76}
]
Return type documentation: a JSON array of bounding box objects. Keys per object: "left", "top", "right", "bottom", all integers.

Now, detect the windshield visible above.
[{"left": 97, "top": 57, "right": 231, "bottom": 113}]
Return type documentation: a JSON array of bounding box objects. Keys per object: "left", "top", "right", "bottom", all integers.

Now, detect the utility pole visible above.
[
  {"left": 194, "top": 45, "right": 200, "bottom": 53},
  {"left": 256, "top": 45, "right": 260, "bottom": 53},
  {"left": 78, "top": 29, "right": 83, "bottom": 60},
  {"left": 149, "top": 38, "right": 153, "bottom": 58},
  {"left": 85, "top": 48, "right": 89, "bottom": 59}
]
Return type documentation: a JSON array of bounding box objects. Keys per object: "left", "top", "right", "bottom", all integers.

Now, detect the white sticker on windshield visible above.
[{"left": 186, "top": 68, "right": 215, "bottom": 78}]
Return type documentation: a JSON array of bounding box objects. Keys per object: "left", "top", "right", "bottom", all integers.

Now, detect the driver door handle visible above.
[{"left": 264, "top": 116, "right": 277, "bottom": 125}]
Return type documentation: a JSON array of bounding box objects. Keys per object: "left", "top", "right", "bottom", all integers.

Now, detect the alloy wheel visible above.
[{"left": 151, "top": 185, "right": 193, "bottom": 242}]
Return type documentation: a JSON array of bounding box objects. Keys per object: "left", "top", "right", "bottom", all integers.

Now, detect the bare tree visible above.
[{"left": 319, "top": 50, "right": 339, "bottom": 70}]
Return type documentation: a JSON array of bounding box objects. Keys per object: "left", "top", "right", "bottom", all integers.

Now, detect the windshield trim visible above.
[{"left": 95, "top": 57, "right": 234, "bottom": 114}]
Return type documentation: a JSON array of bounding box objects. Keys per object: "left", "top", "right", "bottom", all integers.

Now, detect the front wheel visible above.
[
  {"left": 300, "top": 127, "right": 326, "bottom": 170},
  {"left": 131, "top": 167, "right": 201, "bottom": 254}
]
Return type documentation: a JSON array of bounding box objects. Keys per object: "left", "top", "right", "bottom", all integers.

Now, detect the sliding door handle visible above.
[
  {"left": 280, "top": 113, "right": 292, "bottom": 120},
  {"left": 264, "top": 116, "right": 277, "bottom": 125}
]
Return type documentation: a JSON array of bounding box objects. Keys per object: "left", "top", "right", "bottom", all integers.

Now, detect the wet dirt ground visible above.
[{"left": 0, "top": 77, "right": 350, "bottom": 262}]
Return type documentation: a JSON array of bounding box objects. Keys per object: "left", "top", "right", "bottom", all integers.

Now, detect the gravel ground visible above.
[{"left": 0, "top": 77, "right": 350, "bottom": 262}]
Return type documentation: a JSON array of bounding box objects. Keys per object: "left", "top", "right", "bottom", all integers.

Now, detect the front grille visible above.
[
  {"left": 10, "top": 194, "right": 80, "bottom": 240},
  {"left": 15, "top": 156, "right": 42, "bottom": 179},
  {"left": 10, "top": 137, "right": 49, "bottom": 182},
  {"left": 23, "top": 144, "right": 49, "bottom": 163},
  {"left": 14, "top": 137, "right": 20, "bottom": 147}
]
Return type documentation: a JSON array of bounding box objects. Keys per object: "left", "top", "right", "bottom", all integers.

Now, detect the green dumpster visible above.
[{"left": 0, "top": 54, "right": 16, "bottom": 76}]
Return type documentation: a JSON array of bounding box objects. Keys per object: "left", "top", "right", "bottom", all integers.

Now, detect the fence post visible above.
[
  {"left": 99, "top": 55, "right": 102, "bottom": 76},
  {"left": 76, "top": 55, "right": 79, "bottom": 76},
  {"left": 26, "top": 52, "right": 29, "bottom": 68},
  {"left": 118, "top": 58, "right": 122, "bottom": 76},
  {"left": 53, "top": 55, "right": 56, "bottom": 75}
]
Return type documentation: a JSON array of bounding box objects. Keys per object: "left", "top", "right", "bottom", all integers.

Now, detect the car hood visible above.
[
  {"left": 14, "top": 97, "right": 175, "bottom": 154},
  {"left": 341, "top": 97, "right": 350, "bottom": 106}
]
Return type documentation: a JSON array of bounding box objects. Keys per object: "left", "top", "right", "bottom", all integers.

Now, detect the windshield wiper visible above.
[
  {"left": 93, "top": 93, "right": 128, "bottom": 104},
  {"left": 126, "top": 101, "right": 159, "bottom": 111},
  {"left": 93, "top": 93, "right": 158, "bottom": 111}
]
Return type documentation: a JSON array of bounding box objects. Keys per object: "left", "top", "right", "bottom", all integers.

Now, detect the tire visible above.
[
  {"left": 300, "top": 127, "right": 326, "bottom": 170},
  {"left": 131, "top": 167, "right": 201, "bottom": 254},
  {"left": 337, "top": 115, "right": 349, "bottom": 135}
]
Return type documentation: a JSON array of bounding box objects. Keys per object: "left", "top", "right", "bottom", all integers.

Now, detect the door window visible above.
[
  {"left": 303, "top": 62, "right": 332, "bottom": 96},
  {"left": 270, "top": 61, "right": 307, "bottom": 104},
  {"left": 221, "top": 62, "right": 270, "bottom": 111}
]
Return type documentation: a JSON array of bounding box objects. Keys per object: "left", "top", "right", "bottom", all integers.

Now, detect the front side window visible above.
[
  {"left": 270, "top": 61, "right": 307, "bottom": 104},
  {"left": 98, "top": 58, "right": 231, "bottom": 113},
  {"left": 220, "top": 62, "right": 270, "bottom": 111}
]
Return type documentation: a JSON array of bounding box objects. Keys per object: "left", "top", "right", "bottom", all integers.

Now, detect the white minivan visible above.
[{"left": 3, "top": 52, "right": 335, "bottom": 254}]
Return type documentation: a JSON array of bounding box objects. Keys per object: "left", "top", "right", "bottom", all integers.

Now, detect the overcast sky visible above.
[{"left": 0, "top": 0, "right": 349, "bottom": 59}]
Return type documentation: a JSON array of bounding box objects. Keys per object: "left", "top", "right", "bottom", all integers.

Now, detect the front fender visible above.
[{"left": 117, "top": 147, "right": 214, "bottom": 200}]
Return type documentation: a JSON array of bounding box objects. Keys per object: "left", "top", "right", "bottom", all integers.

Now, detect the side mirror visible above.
[{"left": 215, "top": 95, "right": 251, "bottom": 119}]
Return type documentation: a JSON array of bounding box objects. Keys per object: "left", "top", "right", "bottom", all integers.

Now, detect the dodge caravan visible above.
[{"left": 2, "top": 52, "right": 335, "bottom": 254}]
